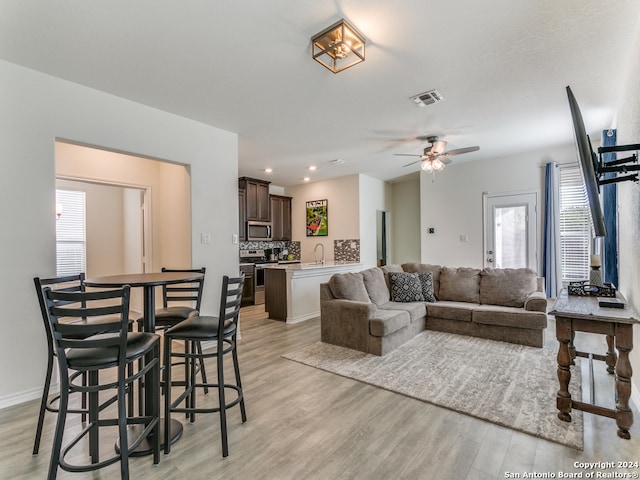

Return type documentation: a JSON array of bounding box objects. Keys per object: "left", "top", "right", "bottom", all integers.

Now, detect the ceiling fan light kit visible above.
[
  {"left": 394, "top": 135, "right": 480, "bottom": 180},
  {"left": 311, "top": 18, "right": 365, "bottom": 73}
]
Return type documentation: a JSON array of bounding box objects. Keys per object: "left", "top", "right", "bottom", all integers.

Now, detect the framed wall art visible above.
[{"left": 306, "top": 199, "right": 328, "bottom": 236}]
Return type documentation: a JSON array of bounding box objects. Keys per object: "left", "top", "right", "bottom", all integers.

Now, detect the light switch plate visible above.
[{"left": 201, "top": 233, "right": 211, "bottom": 244}]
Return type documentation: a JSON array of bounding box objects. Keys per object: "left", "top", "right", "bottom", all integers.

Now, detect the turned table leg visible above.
[
  {"left": 605, "top": 334, "right": 617, "bottom": 375},
  {"left": 615, "top": 324, "right": 634, "bottom": 439},
  {"left": 556, "top": 317, "right": 573, "bottom": 422}
]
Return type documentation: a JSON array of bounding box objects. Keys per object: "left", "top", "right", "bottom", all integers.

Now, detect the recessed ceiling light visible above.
[
  {"left": 264, "top": 168, "right": 273, "bottom": 173},
  {"left": 308, "top": 165, "right": 317, "bottom": 171},
  {"left": 303, "top": 177, "right": 310, "bottom": 182}
]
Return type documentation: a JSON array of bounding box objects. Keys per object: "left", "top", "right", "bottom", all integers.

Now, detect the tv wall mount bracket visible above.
[{"left": 595, "top": 142, "right": 640, "bottom": 186}]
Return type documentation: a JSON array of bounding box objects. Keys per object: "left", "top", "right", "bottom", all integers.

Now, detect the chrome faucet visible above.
[{"left": 314, "top": 243, "right": 325, "bottom": 265}]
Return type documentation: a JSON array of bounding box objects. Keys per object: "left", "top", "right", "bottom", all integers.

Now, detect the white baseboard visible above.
[
  {"left": 286, "top": 311, "right": 319, "bottom": 324},
  {"left": 0, "top": 383, "right": 57, "bottom": 411}
]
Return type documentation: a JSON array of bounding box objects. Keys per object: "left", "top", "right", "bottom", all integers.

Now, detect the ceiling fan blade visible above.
[
  {"left": 442, "top": 146, "right": 480, "bottom": 156},
  {"left": 441, "top": 156, "right": 452, "bottom": 165},
  {"left": 394, "top": 153, "right": 422, "bottom": 157},
  {"left": 402, "top": 159, "right": 420, "bottom": 167}
]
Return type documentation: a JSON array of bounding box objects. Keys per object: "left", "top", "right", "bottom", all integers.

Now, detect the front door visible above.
[{"left": 483, "top": 191, "right": 538, "bottom": 271}]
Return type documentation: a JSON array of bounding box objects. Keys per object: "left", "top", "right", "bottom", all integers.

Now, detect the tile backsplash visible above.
[
  {"left": 239, "top": 240, "right": 300, "bottom": 260},
  {"left": 334, "top": 239, "right": 360, "bottom": 262}
]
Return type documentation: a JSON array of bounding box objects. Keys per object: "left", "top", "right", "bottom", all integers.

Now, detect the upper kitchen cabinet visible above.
[
  {"left": 270, "top": 195, "right": 292, "bottom": 241},
  {"left": 239, "top": 177, "right": 270, "bottom": 222},
  {"left": 238, "top": 187, "right": 246, "bottom": 242}
]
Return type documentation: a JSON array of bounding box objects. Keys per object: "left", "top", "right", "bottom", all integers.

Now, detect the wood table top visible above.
[
  {"left": 549, "top": 288, "right": 639, "bottom": 324},
  {"left": 85, "top": 272, "right": 204, "bottom": 288}
]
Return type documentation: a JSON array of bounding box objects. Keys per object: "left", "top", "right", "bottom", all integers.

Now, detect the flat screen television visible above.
[{"left": 566, "top": 85, "right": 607, "bottom": 237}]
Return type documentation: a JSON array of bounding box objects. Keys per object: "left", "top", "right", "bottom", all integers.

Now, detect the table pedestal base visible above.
[{"left": 116, "top": 418, "right": 183, "bottom": 457}]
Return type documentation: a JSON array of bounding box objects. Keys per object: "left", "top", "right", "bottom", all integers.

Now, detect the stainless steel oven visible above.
[
  {"left": 239, "top": 249, "right": 268, "bottom": 305},
  {"left": 246, "top": 221, "right": 272, "bottom": 241}
]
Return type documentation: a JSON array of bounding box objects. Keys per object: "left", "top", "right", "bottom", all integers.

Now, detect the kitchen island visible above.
[{"left": 264, "top": 262, "right": 364, "bottom": 323}]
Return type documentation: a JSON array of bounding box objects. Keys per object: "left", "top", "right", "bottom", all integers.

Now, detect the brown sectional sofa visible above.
[{"left": 320, "top": 263, "right": 548, "bottom": 355}]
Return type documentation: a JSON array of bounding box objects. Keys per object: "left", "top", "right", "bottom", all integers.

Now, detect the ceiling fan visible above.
[{"left": 395, "top": 136, "right": 480, "bottom": 176}]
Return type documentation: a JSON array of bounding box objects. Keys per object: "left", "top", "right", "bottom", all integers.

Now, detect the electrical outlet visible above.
[{"left": 201, "top": 233, "right": 211, "bottom": 244}]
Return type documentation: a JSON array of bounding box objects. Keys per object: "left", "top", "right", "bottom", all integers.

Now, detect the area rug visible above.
[{"left": 283, "top": 330, "right": 584, "bottom": 449}]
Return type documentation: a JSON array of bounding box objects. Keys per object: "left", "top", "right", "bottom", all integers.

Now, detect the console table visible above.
[{"left": 549, "top": 288, "right": 639, "bottom": 439}]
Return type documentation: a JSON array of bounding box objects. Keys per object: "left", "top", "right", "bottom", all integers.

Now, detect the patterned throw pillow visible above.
[
  {"left": 418, "top": 272, "right": 436, "bottom": 302},
  {"left": 389, "top": 272, "right": 424, "bottom": 302}
]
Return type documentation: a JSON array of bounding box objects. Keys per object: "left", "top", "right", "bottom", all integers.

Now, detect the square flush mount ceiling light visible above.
[{"left": 311, "top": 18, "right": 365, "bottom": 73}]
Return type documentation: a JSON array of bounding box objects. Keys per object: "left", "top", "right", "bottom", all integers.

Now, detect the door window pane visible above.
[{"left": 494, "top": 205, "right": 527, "bottom": 268}]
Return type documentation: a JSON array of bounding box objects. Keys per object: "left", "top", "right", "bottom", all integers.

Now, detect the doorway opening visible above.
[
  {"left": 376, "top": 210, "right": 389, "bottom": 267},
  {"left": 55, "top": 140, "right": 192, "bottom": 313}
]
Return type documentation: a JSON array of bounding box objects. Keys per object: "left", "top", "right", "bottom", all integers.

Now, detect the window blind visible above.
[
  {"left": 558, "top": 166, "right": 591, "bottom": 282},
  {"left": 56, "top": 189, "right": 86, "bottom": 276}
]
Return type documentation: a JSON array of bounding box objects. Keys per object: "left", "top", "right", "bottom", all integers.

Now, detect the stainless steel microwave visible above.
[{"left": 246, "top": 221, "right": 272, "bottom": 241}]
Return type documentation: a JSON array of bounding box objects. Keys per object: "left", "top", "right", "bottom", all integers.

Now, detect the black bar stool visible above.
[
  {"left": 43, "top": 285, "right": 160, "bottom": 480},
  {"left": 32, "top": 274, "right": 134, "bottom": 455},
  {"left": 163, "top": 275, "right": 246, "bottom": 457}
]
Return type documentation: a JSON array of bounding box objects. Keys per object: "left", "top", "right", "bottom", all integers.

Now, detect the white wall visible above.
[
  {"left": 390, "top": 174, "right": 421, "bottom": 264},
  {"left": 615, "top": 20, "right": 640, "bottom": 405},
  {"left": 0, "top": 59, "right": 238, "bottom": 408},
  {"left": 285, "top": 174, "right": 388, "bottom": 268},
  {"left": 419, "top": 146, "right": 577, "bottom": 269},
  {"left": 358, "top": 174, "right": 390, "bottom": 268},
  {"left": 286, "top": 175, "right": 360, "bottom": 263}
]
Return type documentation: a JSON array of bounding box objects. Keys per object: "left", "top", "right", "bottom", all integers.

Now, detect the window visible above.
[
  {"left": 56, "top": 189, "right": 86, "bottom": 276},
  {"left": 559, "top": 166, "right": 591, "bottom": 283}
]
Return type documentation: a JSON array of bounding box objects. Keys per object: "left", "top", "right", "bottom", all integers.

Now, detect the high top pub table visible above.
[
  {"left": 550, "top": 288, "right": 639, "bottom": 439},
  {"left": 85, "top": 271, "right": 205, "bottom": 454}
]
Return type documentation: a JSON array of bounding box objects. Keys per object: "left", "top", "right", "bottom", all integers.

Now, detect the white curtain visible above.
[{"left": 542, "top": 162, "right": 562, "bottom": 297}]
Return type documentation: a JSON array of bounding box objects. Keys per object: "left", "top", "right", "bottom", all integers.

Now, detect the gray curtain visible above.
[{"left": 542, "top": 162, "right": 562, "bottom": 297}]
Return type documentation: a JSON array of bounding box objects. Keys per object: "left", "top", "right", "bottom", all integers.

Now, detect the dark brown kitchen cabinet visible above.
[
  {"left": 238, "top": 188, "right": 246, "bottom": 242},
  {"left": 270, "top": 195, "right": 292, "bottom": 241},
  {"left": 239, "top": 177, "right": 270, "bottom": 222}
]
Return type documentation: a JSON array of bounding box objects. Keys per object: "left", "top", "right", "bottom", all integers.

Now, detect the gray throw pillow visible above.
[
  {"left": 418, "top": 272, "right": 436, "bottom": 302},
  {"left": 389, "top": 272, "right": 424, "bottom": 302}
]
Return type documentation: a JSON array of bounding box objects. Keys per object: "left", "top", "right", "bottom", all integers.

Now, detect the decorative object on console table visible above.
[
  {"left": 306, "top": 199, "right": 328, "bottom": 236},
  {"left": 590, "top": 255, "right": 603, "bottom": 287},
  {"left": 567, "top": 281, "right": 616, "bottom": 297}
]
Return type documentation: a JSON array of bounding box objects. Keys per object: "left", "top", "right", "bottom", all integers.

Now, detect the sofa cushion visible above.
[
  {"left": 328, "top": 273, "right": 370, "bottom": 303},
  {"left": 480, "top": 268, "right": 538, "bottom": 308},
  {"left": 402, "top": 263, "right": 442, "bottom": 298},
  {"left": 438, "top": 267, "right": 481, "bottom": 303},
  {"left": 389, "top": 272, "right": 424, "bottom": 302},
  {"left": 426, "top": 301, "right": 475, "bottom": 322},
  {"left": 417, "top": 272, "right": 436, "bottom": 302},
  {"left": 472, "top": 305, "right": 547, "bottom": 329},
  {"left": 378, "top": 301, "right": 427, "bottom": 322},
  {"left": 361, "top": 267, "right": 390, "bottom": 306},
  {"left": 369, "top": 309, "right": 411, "bottom": 337},
  {"left": 381, "top": 264, "right": 404, "bottom": 289}
]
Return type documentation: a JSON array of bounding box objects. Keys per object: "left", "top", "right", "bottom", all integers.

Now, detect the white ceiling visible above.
[{"left": 1, "top": 1, "right": 639, "bottom": 186}]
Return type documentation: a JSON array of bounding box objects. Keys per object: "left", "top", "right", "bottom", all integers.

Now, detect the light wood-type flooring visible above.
[{"left": 1, "top": 305, "right": 639, "bottom": 480}]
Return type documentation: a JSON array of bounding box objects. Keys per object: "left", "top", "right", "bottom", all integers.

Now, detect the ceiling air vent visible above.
[{"left": 409, "top": 89, "right": 444, "bottom": 107}]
